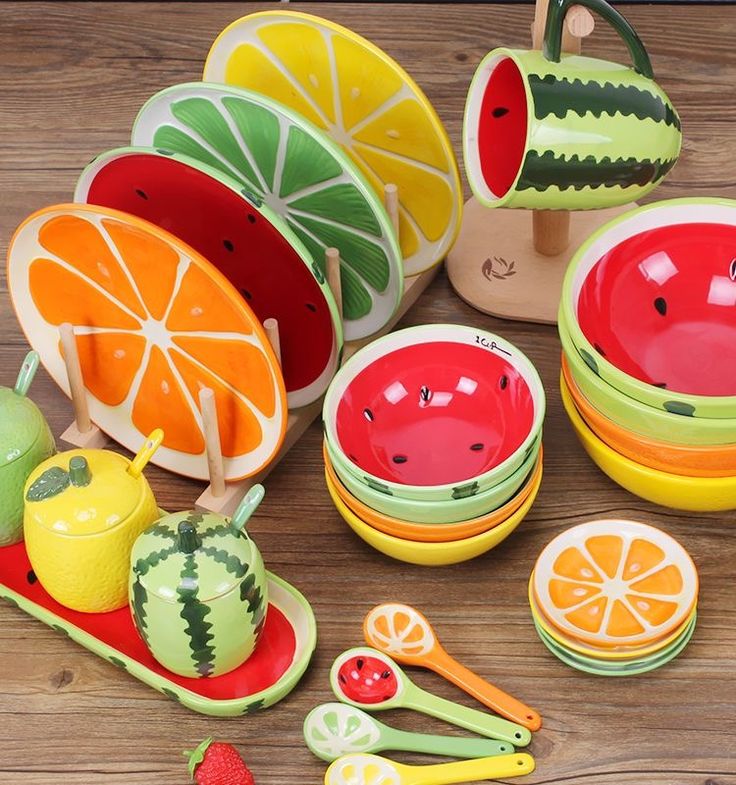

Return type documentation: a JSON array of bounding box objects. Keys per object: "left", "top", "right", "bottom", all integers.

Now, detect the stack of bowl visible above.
[
  {"left": 530, "top": 519, "right": 699, "bottom": 676},
  {"left": 321, "top": 324, "right": 546, "bottom": 565},
  {"left": 559, "top": 198, "right": 736, "bottom": 511}
]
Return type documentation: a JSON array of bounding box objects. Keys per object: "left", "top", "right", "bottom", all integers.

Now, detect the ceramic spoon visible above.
[
  {"left": 364, "top": 603, "right": 541, "bottom": 731},
  {"left": 324, "top": 751, "right": 535, "bottom": 785},
  {"left": 128, "top": 428, "right": 165, "bottom": 478},
  {"left": 304, "top": 702, "right": 514, "bottom": 763},
  {"left": 330, "top": 648, "right": 531, "bottom": 747}
]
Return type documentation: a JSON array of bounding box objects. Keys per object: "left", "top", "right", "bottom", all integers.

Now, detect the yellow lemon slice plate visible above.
[{"left": 203, "top": 10, "right": 463, "bottom": 276}]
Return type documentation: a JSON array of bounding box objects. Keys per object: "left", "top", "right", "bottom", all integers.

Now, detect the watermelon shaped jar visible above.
[{"left": 129, "top": 485, "right": 268, "bottom": 678}]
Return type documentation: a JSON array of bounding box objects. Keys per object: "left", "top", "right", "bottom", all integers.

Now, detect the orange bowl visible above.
[
  {"left": 562, "top": 354, "right": 736, "bottom": 478},
  {"left": 323, "top": 442, "right": 543, "bottom": 542}
]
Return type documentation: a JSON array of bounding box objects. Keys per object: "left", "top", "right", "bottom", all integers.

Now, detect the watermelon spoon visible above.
[
  {"left": 330, "top": 648, "right": 531, "bottom": 747},
  {"left": 324, "top": 752, "right": 535, "bottom": 785},
  {"left": 304, "top": 702, "right": 513, "bottom": 763},
  {"left": 364, "top": 603, "right": 541, "bottom": 731}
]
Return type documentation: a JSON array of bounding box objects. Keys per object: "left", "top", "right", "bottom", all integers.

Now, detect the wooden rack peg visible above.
[
  {"left": 59, "top": 322, "right": 107, "bottom": 448},
  {"left": 384, "top": 183, "right": 400, "bottom": 239},
  {"left": 263, "top": 317, "right": 282, "bottom": 366}
]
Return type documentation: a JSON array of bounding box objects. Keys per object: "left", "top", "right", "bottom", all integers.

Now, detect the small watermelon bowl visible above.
[
  {"left": 529, "top": 519, "right": 699, "bottom": 676},
  {"left": 560, "top": 198, "right": 736, "bottom": 420},
  {"left": 322, "top": 324, "right": 545, "bottom": 504}
]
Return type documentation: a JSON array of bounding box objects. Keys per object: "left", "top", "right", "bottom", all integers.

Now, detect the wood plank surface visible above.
[{"left": 0, "top": 3, "right": 734, "bottom": 783}]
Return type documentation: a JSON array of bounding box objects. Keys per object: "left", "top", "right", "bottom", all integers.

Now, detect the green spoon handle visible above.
[
  {"left": 388, "top": 727, "right": 513, "bottom": 759},
  {"left": 405, "top": 684, "right": 531, "bottom": 746},
  {"left": 14, "top": 351, "right": 39, "bottom": 397},
  {"left": 406, "top": 753, "right": 535, "bottom": 785}
]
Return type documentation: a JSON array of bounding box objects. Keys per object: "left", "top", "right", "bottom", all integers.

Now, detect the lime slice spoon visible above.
[
  {"left": 304, "top": 702, "right": 514, "bottom": 763},
  {"left": 364, "top": 603, "right": 541, "bottom": 731},
  {"left": 330, "top": 648, "right": 531, "bottom": 746},
  {"left": 324, "top": 751, "right": 535, "bottom": 785}
]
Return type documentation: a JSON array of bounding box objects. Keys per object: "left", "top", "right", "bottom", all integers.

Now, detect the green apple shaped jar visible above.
[
  {"left": 129, "top": 485, "right": 268, "bottom": 678},
  {"left": 0, "top": 351, "right": 55, "bottom": 546}
]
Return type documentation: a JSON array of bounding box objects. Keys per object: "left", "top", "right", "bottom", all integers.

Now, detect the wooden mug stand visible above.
[{"left": 446, "top": 0, "right": 636, "bottom": 325}]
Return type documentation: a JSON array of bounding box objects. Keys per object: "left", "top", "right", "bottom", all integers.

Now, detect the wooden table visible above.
[{"left": 1, "top": 3, "right": 734, "bottom": 782}]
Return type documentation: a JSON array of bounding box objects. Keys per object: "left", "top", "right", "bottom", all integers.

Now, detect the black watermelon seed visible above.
[
  {"left": 247, "top": 214, "right": 256, "bottom": 224},
  {"left": 223, "top": 239, "right": 234, "bottom": 252},
  {"left": 363, "top": 408, "right": 374, "bottom": 422},
  {"left": 135, "top": 188, "right": 148, "bottom": 200},
  {"left": 470, "top": 443, "right": 484, "bottom": 451},
  {"left": 392, "top": 455, "right": 408, "bottom": 464},
  {"left": 593, "top": 343, "right": 606, "bottom": 357},
  {"left": 499, "top": 375, "right": 508, "bottom": 389},
  {"left": 306, "top": 302, "right": 317, "bottom": 312},
  {"left": 420, "top": 386, "right": 430, "bottom": 401},
  {"left": 356, "top": 658, "right": 364, "bottom": 670},
  {"left": 240, "top": 289, "right": 253, "bottom": 301},
  {"left": 730, "top": 258, "right": 736, "bottom": 281},
  {"left": 382, "top": 670, "right": 391, "bottom": 679},
  {"left": 338, "top": 674, "right": 346, "bottom": 683},
  {"left": 654, "top": 297, "right": 667, "bottom": 316},
  {"left": 27, "top": 570, "right": 37, "bottom": 584},
  {"left": 492, "top": 107, "right": 509, "bottom": 118}
]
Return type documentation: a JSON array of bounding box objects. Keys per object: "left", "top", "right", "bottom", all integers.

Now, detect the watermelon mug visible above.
[
  {"left": 463, "top": 0, "right": 681, "bottom": 210},
  {"left": 129, "top": 485, "right": 268, "bottom": 678}
]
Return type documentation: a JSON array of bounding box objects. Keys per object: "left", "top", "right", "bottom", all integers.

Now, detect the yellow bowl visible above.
[
  {"left": 324, "top": 441, "right": 543, "bottom": 542},
  {"left": 325, "top": 461, "right": 541, "bottom": 565},
  {"left": 528, "top": 575, "right": 697, "bottom": 661},
  {"left": 561, "top": 373, "right": 736, "bottom": 511}
]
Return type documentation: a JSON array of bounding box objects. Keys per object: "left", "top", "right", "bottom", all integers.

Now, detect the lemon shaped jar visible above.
[
  {"left": 0, "top": 351, "right": 55, "bottom": 546},
  {"left": 23, "top": 431, "right": 162, "bottom": 613},
  {"left": 129, "top": 485, "right": 268, "bottom": 678}
]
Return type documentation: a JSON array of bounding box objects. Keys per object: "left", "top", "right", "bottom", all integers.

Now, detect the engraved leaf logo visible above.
[{"left": 482, "top": 256, "right": 517, "bottom": 282}]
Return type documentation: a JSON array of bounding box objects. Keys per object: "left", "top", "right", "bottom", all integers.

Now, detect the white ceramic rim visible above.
[
  {"left": 7, "top": 204, "right": 286, "bottom": 480},
  {"left": 463, "top": 49, "right": 531, "bottom": 208},
  {"left": 323, "top": 324, "right": 545, "bottom": 495},
  {"left": 533, "top": 518, "right": 699, "bottom": 648}
]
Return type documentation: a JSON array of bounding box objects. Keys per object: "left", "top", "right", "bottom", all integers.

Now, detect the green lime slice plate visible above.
[{"left": 132, "top": 82, "right": 403, "bottom": 342}]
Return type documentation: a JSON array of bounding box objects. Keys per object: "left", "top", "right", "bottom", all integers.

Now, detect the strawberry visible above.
[{"left": 184, "top": 738, "right": 255, "bottom": 785}]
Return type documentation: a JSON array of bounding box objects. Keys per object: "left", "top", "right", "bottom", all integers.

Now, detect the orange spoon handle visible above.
[{"left": 428, "top": 648, "right": 541, "bottom": 731}]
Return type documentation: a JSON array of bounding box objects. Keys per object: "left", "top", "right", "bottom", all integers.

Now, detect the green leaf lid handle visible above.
[
  {"left": 231, "top": 484, "right": 266, "bottom": 534},
  {"left": 543, "top": 0, "right": 654, "bottom": 78},
  {"left": 14, "top": 350, "right": 40, "bottom": 397}
]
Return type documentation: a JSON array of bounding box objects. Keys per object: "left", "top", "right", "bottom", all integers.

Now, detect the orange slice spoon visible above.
[{"left": 364, "top": 603, "right": 541, "bottom": 731}]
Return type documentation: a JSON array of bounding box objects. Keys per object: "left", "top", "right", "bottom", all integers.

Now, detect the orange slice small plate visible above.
[
  {"left": 7, "top": 204, "right": 287, "bottom": 480},
  {"left": 532, "top": 519, "right": 698, "bottom": 649}
]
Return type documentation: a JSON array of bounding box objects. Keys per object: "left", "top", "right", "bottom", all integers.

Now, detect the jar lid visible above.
[
  {"left": 131, "top": 510, "right": 262, "bottom": 602},
  {"left": 0, "top": 388, "right": 42, "bottom": 467},
  {"left": 24, "top": 450, "right": 142, "bottom": 534}
]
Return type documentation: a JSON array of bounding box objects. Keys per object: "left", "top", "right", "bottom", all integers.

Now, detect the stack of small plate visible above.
[
  {"left": 530, "top": 519, "right": 698, "bottom": 676},
  {"left": 322, "top": 324, "right": 546, "bottom": 565},
  {"left": 559, "top": 198, "right": 736, "bottom": 512}
]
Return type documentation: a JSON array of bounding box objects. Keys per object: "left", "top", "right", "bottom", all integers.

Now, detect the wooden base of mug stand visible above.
[
  {"left": 195, "top": 264, "right": 439, "bottom": 514},
  {"left": 446, "top": 196, "right": 636, "bottom": 325}
]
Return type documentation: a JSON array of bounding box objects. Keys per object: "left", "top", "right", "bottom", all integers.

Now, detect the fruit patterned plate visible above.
[
  {"left": 132, "top": 82, "right": 402, "bottom": 342},
  {"left": 532, "top": 519, "right": 698, "bottom": 649},
  {"left": 0, "top": 539, "right": 316, "bottom": 716},
  {"left": 75, "top": 146, "right": 342, "bottom": 408},
  {"left": 7, "top": 204, "right": 287, "bottom": 480},
  {"left": 202, "top": 11, "right": 463, "bottom": 277}
]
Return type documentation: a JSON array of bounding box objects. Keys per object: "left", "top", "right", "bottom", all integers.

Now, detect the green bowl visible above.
[
  {"left": 560, "top": 198, "right": 736, "bottom": 420},
  {"left": 533, "top": 614, "right": 696, "bottom": 677},
  {"left": 325, "top": 436, "right": 541, "bottom": 524},
  {"left": 559, "top": 313, "right": 736, "bottom": 445}
]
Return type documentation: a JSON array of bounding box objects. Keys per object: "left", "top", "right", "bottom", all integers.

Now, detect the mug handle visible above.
[{"left": 543, "top": 0, "right": 654, "bottom": 79}]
